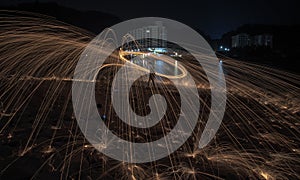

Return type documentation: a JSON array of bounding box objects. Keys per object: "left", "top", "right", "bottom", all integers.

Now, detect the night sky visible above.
[{"left": 1, "top": 0, "right": 299, "bottom": 38}]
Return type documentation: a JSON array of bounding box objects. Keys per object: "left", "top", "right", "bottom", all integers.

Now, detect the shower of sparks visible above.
[{"left": 0, "top": 10, "right": 299, "bottom": 179}]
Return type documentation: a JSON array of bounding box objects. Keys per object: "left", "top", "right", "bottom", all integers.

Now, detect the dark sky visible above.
[{"left": 1, "top": 0, "right": 299, "bottom": 38}]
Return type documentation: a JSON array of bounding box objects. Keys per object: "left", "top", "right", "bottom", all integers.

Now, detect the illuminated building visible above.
[
  {"left": 232, "top": 33, "right": 251, "bottom": 48},
  {"left": 253, "top": 34, "right": 273, "bottom": 48},
  {"left": 128, "top": 21, "right": 167, "bottom": 50}
]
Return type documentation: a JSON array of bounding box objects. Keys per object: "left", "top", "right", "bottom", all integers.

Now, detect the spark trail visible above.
[{"left": 0, "top": 11, "right": 299, "bottom": 179}]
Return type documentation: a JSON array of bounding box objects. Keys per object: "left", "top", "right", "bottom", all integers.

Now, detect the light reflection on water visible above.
[
  {"left": 128, "top": 53, "right": 225, "bottom": 79},
  {"left": 130, "top": 55, "right": 182, "bottom": 76}
]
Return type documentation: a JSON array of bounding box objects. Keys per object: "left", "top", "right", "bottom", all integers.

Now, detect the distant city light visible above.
[
  {"left": 220, "top": 46, "right": 223, "bottom": 49},
  {"left": 147, "top": 47, "right": 167, "bottom": 53}
]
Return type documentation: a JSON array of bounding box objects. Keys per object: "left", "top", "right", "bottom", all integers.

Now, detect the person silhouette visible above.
[{"left": 147, "top": 60, "right": 156, "bottom": 88}]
